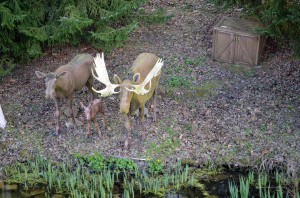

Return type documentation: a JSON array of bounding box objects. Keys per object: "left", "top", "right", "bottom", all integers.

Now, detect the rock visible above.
[
  {"left": 20, "top": 188, "right": 45, "bottom": 197},
  {"left": 0, "top": 180, "right": 4, "bottom": 189},
  {"left": 4, "top": 184, "right": 18, "bottom": 191},
  {"left": 52, "top": 193, "right": 65, "bottom": 198}
]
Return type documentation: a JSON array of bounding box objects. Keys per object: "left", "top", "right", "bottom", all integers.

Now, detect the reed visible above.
[
  {"left": 239, "top": 176, "right": 250, "bottom": 198},
  {"left": 229, "top": 171, "right": 292, "bottom": 198},
  {"left": 3, "top": 154, "right": 194, "bottom": 197},
  {"left": 228, "top": 180, "right": 238, "bottom": 198}
]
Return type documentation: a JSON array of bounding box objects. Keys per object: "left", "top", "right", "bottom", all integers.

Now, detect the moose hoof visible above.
[
  {"left": 141, "top": 132, "right": 146, "bottom": 141},
  {"left": 124, "top": 139, "right": 129, "bottom": 152},
  {"left": 53, "top": 130, "right": 59, "bottom": 136}
]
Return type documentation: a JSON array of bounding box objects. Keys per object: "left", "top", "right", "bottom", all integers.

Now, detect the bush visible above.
[
  {"left": 0, "top": 0, "right": 170, "bottom": 77},
  {"left": 257, "top": 0, "right": 300, "bottom": 55}
]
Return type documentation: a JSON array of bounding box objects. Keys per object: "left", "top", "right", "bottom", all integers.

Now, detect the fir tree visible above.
[{"left": 0, "top": 0, "right": 169, "bottom": 77}]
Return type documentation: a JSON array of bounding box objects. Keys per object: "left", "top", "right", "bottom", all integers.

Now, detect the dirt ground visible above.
[{"left": 0, "top": 0, "right": 299, "bottom": 179}]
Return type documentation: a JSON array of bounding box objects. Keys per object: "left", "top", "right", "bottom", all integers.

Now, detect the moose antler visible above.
[
  {"left": 92, "top": 53, "right": 120, "bottom": 97},
  {"left": 125, "top": 58, "right": 163, "bottom": 95}
]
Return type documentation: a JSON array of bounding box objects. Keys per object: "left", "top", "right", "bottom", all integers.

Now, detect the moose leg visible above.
[
  {"left": 94, "top": 117, "right": 101, "bottom": 137},
  {"left": 86, "top": 120, "right": 91, "bottom": 136},
  {"left": 67, "top": 95, "right": 77, "bottom": 130},
  {"left": 124, "top": 114, "right": 131, "bottom": 152},
  {"left": 147, "top": 95, "right": 153, "bottom": 115},
  {"left": 54, "top": 98, "right": 61, "bottom": 135},
  {"left": 139, "top": 106, "right": 146, "bottom": 140},
  {"left": 86, "top": 80, "right": 94, "bottom": 102},
  {"left": 153, "top": 89, "right": 157, "bottom": 122},
  {"left": 98, "top": 101, "right": 107, "bottom": 129},
  {"left": 101, "top": 111, "right": 107, "bottom": 129}
]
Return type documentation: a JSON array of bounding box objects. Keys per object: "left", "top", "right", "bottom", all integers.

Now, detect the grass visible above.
[
  {"left": 163, "top": 55, "right": 219, "bottom": 103},
  {"left": 3, "top": 154, "right": 196, "bottom": 197},
  {"left": 182, "top": 1, "right": 194, "bottom": 11},
  {"left": 195, "top": 80, "right": 218, "bottom": 98},
  {"left": 146, "top": 134, "right": 181, "bottom": 159},
  {"left": 227, "top": 64, "right": 256, "bottom": 77},
  {"left": 228, "top": 171, "right": 299, "bottom": 198},
  {"left": 145, "top": 121, "right": 181, "bottom": 159},
  {"left": 3, "top": 154, "right": 299, "bottom": 197},
  {"left": 163, "top": 55, "right": 205, "bottom": 89}
]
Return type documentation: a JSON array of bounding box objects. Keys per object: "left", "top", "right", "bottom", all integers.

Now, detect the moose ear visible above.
[
  {"left": 35, "top": 71, "right": 46, "bottom": 78},
  {"left": 132, "top": 73, "right": 140, "bottom": 83},
  {"left": 56, "top": 71, "right": 68, "bottom": 78},
  {"left": 113, "top": 74, "right": 122, "bottom": 84}
]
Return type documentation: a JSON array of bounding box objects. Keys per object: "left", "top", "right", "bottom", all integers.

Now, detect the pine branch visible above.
[
  {"left": 90, "top": 21, "right": 139, "bottom": 50},
  {"left": 0, "top": 2, "right": 26, "bottom": 30},
  {"left": 0, "top": 56, "right": 15, "bottom": 78},
  {"left": 0, "top": 0, "right": 168, "bottom": 73},
  {"left": 19, "top": 26, "right": 48, "bottom": 42}
]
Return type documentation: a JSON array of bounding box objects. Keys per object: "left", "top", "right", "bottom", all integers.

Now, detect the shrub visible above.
[
  {"left": 0, "top": 0, "right": 171, "bottom": 77},
  {"left": 148, "top": 159, "right": 164, "bottom": 175}
]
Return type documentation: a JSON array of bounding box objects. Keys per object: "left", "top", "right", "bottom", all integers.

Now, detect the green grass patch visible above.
[
  {"left": 194, "top": 81, "right": 218, "bottom": 98},
  {"left": 227, "top": 64, "right": 256, "bottom": 77},
  {"left": 163, "top": 55, "right": 215, "bottom": 101}
]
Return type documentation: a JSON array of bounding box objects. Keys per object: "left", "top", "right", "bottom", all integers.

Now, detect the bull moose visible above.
[{"left": 92, "top": 53, "right": 163, "bottom": 151}]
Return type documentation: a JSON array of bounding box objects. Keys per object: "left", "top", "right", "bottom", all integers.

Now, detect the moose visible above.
[
  {"left": 35, "top": 54, "right": 94, "bottom": 135},
  {"left": 92, "top": 53, "right": 163, "bottom": 151},
  {"left": 0, "top": 105, "right": 6, "bottom": 129},
  {"left": 80, "top": 99, "right": 107, "bottom": 137}
]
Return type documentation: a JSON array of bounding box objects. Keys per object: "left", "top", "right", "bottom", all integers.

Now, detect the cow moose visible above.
[{"left": 35, "top": 54, "right": 94, "bottom": 135}]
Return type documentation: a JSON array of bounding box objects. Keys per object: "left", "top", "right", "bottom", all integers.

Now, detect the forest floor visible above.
[{"left": 0, "top": 0, "right": 299, "bottom": 179}]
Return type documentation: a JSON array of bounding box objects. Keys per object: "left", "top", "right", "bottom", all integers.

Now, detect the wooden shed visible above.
[{"left": 212, "top": 17, "right": 265, "bottom": 66}]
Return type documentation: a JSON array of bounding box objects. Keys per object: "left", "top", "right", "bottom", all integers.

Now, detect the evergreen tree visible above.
[{"left": 0, "top": 0, "right": 169, "bottom": 77}]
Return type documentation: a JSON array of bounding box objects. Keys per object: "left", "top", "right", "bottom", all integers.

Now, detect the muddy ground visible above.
[{"left": 0, "top": 0, "right": 299, "bottom": 179}]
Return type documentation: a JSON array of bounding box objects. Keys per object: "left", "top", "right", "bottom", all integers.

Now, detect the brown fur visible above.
[
  {"left": 113, "top": 53, "right": 161, "bottom": 151},
  {"left": 35, "top": 54, "right": 94, "bottom": 135},
  {"left": 80, "top": 99, "right": 107, "bottom": 137}
]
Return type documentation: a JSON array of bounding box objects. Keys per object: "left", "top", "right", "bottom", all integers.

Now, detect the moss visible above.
[
  {"left": 194, "top": 81, "right": 218, "bottom": 98},
  {"left": 193, "top": 167, "right": 223, "bottom": 179},
  {"left": 227, "top": 64, "right": 256, "bottom": 77}
]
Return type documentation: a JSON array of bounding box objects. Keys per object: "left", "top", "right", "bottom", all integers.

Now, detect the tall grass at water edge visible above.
[
  {"left": 228, "top": 171, "right": 299, "bottom": 198},
  {"left": 2, "top": 155, "right": 196, "bottom": 197}
]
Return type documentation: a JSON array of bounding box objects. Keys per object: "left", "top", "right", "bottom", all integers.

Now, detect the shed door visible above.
[
  {"left": 234, "top": 35, "right": 258, "bottom": 65},
  {"left": 213, "top": 31, "right": 235, "bottom": 64}
]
